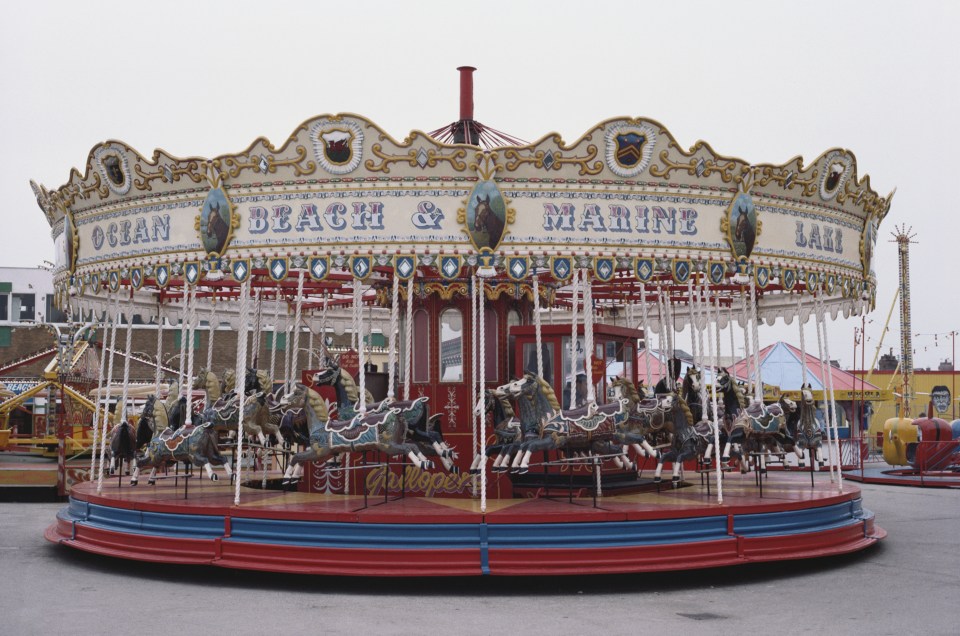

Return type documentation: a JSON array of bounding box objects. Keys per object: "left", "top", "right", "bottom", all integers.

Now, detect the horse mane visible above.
[
  {"left": 304, "top": 385, "right": 329, "bottom": 422},
  {"left": 494, "top": 392, "right": 515, "bottom": 419},
  {"left": 798, "top": 396, "right": 817, "bottom": 432},
  {"left": 613, "top": 377, "right": 640, "bottom": 407},
  {"left": 674, "top": 393, "right": 694, "bottom": 426},
  {"left": 256, "top": 369, "right": 271, "bottom": 393},
  {"left": 534, "top": 374, "right": 561, "bottom": 411},
  {"left": 336, "top": 369, "right": 374, "bottom": 405},
  {"left": 732, "top": 382, "right": 748, "bottom": 408}
]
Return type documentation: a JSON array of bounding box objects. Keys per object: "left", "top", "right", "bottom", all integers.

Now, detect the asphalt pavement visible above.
[{"left": 1, "top": 482, "right": 957, "bottom": 636}]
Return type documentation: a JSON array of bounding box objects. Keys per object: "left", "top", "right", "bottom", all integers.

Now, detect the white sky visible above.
[{"left": 2, "top": 0, "right": 958, "bottom": 371}]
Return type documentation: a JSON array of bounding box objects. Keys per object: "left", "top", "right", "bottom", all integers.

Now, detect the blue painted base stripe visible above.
[
  {"left": 734, "top": 499, "right": 865, "bottom": 538},
  {"left": 58, "top": 496, "right": 872, "bottom": 551}
]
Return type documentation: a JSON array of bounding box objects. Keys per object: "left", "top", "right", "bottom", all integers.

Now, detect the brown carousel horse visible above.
[{"left": 108, "top": 418, "right": 137, "bottom": 476}]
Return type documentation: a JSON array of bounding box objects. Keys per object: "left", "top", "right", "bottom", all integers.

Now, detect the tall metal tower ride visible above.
[{"left": 892, "top": 225, "right": 917, "bottom": 416}]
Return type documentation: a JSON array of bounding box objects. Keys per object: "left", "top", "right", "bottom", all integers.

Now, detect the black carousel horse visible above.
[
  {"left": 501, "top": 372, "right": 630, "bottom": 474},
  {"left": 713, "top": 367, "right": 747, "bottom": 462},
  {"left": 469, "top": 387, "right": 523, "bottom": 474},
  {"left": 653, "top": 392, "right": 709, "bottom": 486}
]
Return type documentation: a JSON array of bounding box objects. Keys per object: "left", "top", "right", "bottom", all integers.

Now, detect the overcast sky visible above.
[{"left": 2, "top": 0, "right": 957, "bottom": 371}]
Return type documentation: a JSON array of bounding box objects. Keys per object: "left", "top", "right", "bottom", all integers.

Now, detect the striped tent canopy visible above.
[{"left": 730, "top": 341, "right": 880, "bottom": 393}]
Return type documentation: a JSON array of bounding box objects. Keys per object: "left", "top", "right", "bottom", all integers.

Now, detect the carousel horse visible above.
[
  {"left": 131, "top": 421, "right": 231, "bottom": 486},
  {"left": 608, "top": 377, "right": 663, "bottom": 460},
  {"left": 469, "top": 387, "right": 523, "bottom": 474},
  {"left": 108, "top": 419, "right": 137, "bottom": 476},
  {"left": 222, "top": 367, "right": 271, "bottom": 397},
  {"left": 731, "top": 392, "right": 793, "bottom": 474},
  {"left": 192, "top": 368, "right": 222, "bottom": 408},
  {"left": 653, "top": 392, "right": 709, "bottom": 486},
  {"left": 740, "top": 394, "right": 796, "bottom": 473},
  {"left": 611, "top": 376, "right": 676, "bottom": 449},
  {"left": 711, "top": 367, "right": 748, "bottom": 463},
  {"left": 199, "top": 392, "right": 274, "bottom": 445},
  {"left": 312, "top": 356, "right": 458, "bottom": 471},
  {"left": 654, "top": 358, "right": 683, "bottom": 395},
  {"left": 792, "top": 384, "right": 824, "bottom": 469},
  {"left": 680, "top": 367, "right": 703, "bottom": 423},
  {"left": 500, "top": 372, "right": 631, "bottom": 475},
  {"left": 281, "top": 382, "right": 430, "bottom": 483},
  {"left": 158, "top": 380, "right": 187, "bottom": 432}
]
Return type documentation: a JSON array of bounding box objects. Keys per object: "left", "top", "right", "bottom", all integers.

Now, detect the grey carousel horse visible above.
[
  {"left": 130, "top": 395, "right": 231, "bottom": 486},
  {"left": 312, "top": 356, "right": 458, "bottom": 472},
  {"left": 280, "top": 382, "right": 431, "bottom": 484},
  {"left": 791, "top": 384, "right": 825, "bottom": 469}
]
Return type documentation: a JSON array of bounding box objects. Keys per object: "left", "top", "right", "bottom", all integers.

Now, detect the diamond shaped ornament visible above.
[
  {"left": 552, "top": 257, "right": 572, "bottom": 281},
  {"left": 395, "top": 256, "right": 415, "bottom": 280},
  {"left": 309, "top": 257, "right": 328, "bottom": 281},
  {"left": 439, "top": 255, "right": 460, "bottom": 280},
  {"left": 269, "top": 258, "right": 288, "bottom": 281},
  {"left": 232, "top": 259, "right": 250, "bottom": 282},
  {"left": 185, "top": 262, "right": 200, "bottom": 285},
  {"left": 351, "top": 256, "right": 371, "bottom": 280},
  {"left": 709, "top": 262, "right": 725, "bottom": 285},
  {"left": 156, "top": 266, "right": 169, "bottom": 287},
  {"left": 594, "top": 258, "right": 614, "bottom": 282},
  {"left": 507, "top": 257, "right": 527, "bottom": 281},
  {"left": 130, "top": 268, "right": 143, "bottom": 290},
  {"left": 755, "top": 266, "right": 769, "bottom": 288},
  {"left": 634, "top": 258, "right": 653, "bottom": 282},
  {"left": 782, "top": 269, "right": 795, "bottom": 290},
  {"left": 672, "top": 260, "right": 691, "bottom": 283}
]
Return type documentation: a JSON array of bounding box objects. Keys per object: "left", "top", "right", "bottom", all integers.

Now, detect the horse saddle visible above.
[
  {"left": 693, "top": 421, "right": 714, "bottom": 438},
  {"left": 636, "top": 397, "right": 661, "bottom": 412},
  {"left": 744, "top": 402, "right": 783, "bottom": 434},
  {"left": 556, "top": 400, "right": 625, "bottom": 432},
  {"left": 325, "top": 409, "right": 393, "bottom": 443},
  {"left": 160, "top": 424, "right": 200, "bottom": 451}
]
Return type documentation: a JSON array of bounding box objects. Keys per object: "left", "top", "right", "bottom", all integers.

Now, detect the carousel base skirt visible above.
[{"left": 46, "top": 471, "right": 884, "bottom": 576}]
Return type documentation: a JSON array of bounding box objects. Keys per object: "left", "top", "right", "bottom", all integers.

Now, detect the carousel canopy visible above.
[{"left": 32, "top": 99, "right": 893, "bottom": 326}]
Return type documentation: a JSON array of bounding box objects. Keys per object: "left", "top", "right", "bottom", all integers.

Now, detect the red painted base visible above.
[
  {"left": 47, "top": 471, "right": 884, "bottom": 576},
  {"left": 844, "top": 466, "right": 960, "bottom": 488}
]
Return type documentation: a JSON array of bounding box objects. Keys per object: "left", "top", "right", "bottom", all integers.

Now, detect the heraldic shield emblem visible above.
[
  {"left": 310, "top": 118, "right": 364, "bottom": 175},
  {"left": 604, "top": 122, "right": 657, "bottom": 178}
]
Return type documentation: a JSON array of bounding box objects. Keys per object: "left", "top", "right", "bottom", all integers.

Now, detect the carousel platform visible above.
[
  {"left": 46, "top": 471, "right": 884, "bottom": 577},
  {"left": 844, "top": 465, "right": 960, "bottom": 488}
]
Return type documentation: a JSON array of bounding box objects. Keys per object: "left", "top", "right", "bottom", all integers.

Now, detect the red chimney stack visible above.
[{"left": 458, "top": 66, "right": 476, "bottom": 121}]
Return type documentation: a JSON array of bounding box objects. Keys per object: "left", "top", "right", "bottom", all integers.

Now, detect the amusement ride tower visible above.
[{"left": 892, "top": 225, "right": 916, "bottom": 416}]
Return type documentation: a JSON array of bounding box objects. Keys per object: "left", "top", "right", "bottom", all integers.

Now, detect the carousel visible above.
[{"left": 41, "top": 68, "right": 888, "bottom": 576}]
